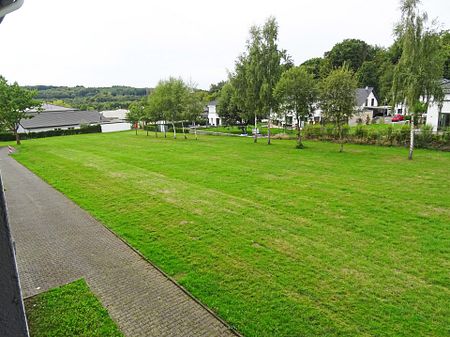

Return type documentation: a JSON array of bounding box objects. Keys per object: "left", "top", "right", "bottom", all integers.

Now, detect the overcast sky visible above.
[{"left": 0, "top": 0, "right": 448, "bottom": 90}]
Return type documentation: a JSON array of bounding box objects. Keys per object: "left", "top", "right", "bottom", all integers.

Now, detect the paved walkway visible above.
[{"left": 0, "top": 148, "right": 238, "bottom": 337}]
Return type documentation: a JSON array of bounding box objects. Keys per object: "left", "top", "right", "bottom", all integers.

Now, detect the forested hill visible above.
[{"left": 23, "top": 85, "right": 151, "bottom": 111}]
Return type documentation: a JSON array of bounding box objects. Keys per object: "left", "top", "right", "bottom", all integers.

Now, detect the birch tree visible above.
[
  {"left": 232, "top": 17, "right": 288, "bottom": 144},
  {"left": 148, "top": 78, "right": 187, "bottom": 139},
  {"left": 274, "top": 66, "right": 318, "bottom": 149},
  {"left": 320, "top": 66, "right": 358, "bottom": 152},
  {"left": 392, "top": 0, "right": 445, "bottom": 160}
]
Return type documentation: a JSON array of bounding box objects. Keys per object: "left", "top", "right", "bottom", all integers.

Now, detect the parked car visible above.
[{"left": 392, "top": 114, "right": 404, "bottom": 122}]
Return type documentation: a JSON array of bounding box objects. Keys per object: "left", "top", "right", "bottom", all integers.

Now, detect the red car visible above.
[{"left": 392, "top": 114, "right": 404, "bottom": 122}]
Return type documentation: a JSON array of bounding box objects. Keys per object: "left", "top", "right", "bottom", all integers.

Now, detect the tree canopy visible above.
[{"left": 0, "top": 77, "right": 41, "bottom": 144}]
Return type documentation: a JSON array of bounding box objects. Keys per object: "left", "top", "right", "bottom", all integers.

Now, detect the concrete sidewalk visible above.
[{"left": 0, "top": 148, "right": 238, "bottom": 337}]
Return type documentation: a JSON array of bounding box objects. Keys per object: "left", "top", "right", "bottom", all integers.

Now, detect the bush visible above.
[
  {"left": 416, "top": 124, "right": 434, "bottom": 148},
  {"left": 0, "top": 125, "right": 102, "bottom": 142},
  {"left": 303, "top": 124, "right": 322, "bottom": 139},
  {"left": 354, "top": 125, "right": 368, "bottom": 139}
]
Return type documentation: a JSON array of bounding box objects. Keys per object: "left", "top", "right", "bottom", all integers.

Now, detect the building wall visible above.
[
  {"left": 101, "top": 122, "right": 131, "bottom": 133},
  {"left": 17, "top": 124, "right": 81, "bottom": 133},
  {"left": 426, "top": 95, "right": 450, "bottom": 131},
  {"left": 207, "top": 105, "right": 222, "bottom": 126}
]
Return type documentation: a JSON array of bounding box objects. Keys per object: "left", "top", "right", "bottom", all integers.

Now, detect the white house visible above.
[
  {"left": 207, "top": 100, "right": 222, "bottom": 126},
  {"left": 426, "top": 79, "right": 450, "bottom": 131}
]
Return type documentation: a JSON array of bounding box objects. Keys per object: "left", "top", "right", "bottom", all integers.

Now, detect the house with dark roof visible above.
[{"left": 17, "top": 104, "right": 103, "bottom": 133}]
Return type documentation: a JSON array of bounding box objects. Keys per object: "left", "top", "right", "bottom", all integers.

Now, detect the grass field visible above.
[
  {"left": 11, "top": 131, "right": 450, "bottom": 337},
  {"left": 25, "top": 279, "right": 122, "bottom": 337}
]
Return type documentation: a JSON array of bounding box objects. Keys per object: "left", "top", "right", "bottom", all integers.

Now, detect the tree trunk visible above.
[
  {"left": 172, "top": 122, "right": 177, "bottom": 139},
  {"left": 135, "top": 124, "right": 138, "bottom": 135},
  {"left": 408, "top": 121, "right": 415, "bottom": 160},
  {"left": 14, "top": 130, "right": 21, "bottom": 145},
  {"left": 182, "top": 121, "right": 187, "bottom": 139},
  {"left": 338, "top": 123, "right": 344, "bottom": 152},
  {"left": 254, "top": 113, "right": 257, "bottom": 143},
  {"left": 194, "top": 121, "right": 198, "bottom": 140},
  {"left": 296, "top": 116, "right": 303, "bottom": 149},
  {"left": 164, "top": 124, "right": 167, "bottom": 138},
  {"left": 267, "top": 108, "right": 272, "bottom": 145},
  {"left": 284, "top": 112, "right": 287, "bottom": 133},
  {"left": 146, "top": 122, "right": 149, "bottom": 136}
]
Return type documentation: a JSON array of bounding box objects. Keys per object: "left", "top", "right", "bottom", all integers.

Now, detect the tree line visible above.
[
  {"left": 216, "top": 0, "right": 448, "bottom": 158},
  {"left": 23, "top": 85, "right": 150, "bottom": 111},
  {"left": 126, "top": 78, "right": 207, "bottom": 140}
]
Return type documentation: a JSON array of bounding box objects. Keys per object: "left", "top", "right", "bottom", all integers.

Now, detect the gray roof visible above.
[
  {"left": 355, "top": 87, "right": 375, "bottom": 106},
  {"left": 21, "top": 110, "right": 102, "bottom": 130}
]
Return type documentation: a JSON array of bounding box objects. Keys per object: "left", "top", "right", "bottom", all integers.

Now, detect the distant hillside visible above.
[{"left": 23, "top": 85, "right": 151, "bottom": 111}]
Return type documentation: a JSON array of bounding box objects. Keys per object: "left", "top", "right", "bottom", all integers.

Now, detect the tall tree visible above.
[
  {"left": 320, "top": 66, "right": 358, "bottom": 152},
  {"left": 326, "top": 39, "right": 375, "bottom": 72},
  {"left": 232, "top": 17, "right": 288, "bottom": 144},
  {"left": 392, "top": 0, "right": 445, "bottom": 160},
  {"left": 0, "top": 77, "right": 41, "bottom": 145},
  {"left": 127, "top": 100, "right": 145, "bottom": 135},
  {"left": 184, "top": 85, "right": 205, "bottom": 140},
  {"left": 147, "top": 78, "right": 188, "bottom": 139},
  {"left": 217, "top": 81, "right": 246, "bottom": 132},
  {"left": 274, "top": 66, "right": 318, "bottom": 149}
]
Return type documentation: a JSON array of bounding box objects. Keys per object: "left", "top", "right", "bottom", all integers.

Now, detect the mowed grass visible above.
[
  {"left": 25, "top": 279, "right": 123, "bottom": 337},
  {"left": 12, "top": 131, "right": 450, "bottom": 337}
]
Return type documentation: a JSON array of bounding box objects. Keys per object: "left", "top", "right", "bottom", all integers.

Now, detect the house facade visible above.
[
  {"left": 426, "top": 79, "right": 450, "bottom": 131},
  {"left": 207, "top": 100, "right": 222, "bottom": 126}
]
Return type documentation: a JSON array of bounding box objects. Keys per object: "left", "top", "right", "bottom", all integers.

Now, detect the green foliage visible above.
[
  {"left": 228, "top": 16, "right": 290, "bottom": 135},
  {"left": 13, "top": 132, "right": 450, "bottom": 337},
  {"left": 24, "top": 85, "right": 148, "bottom": 111},
  {"left": 301, "top": 123, "right": 449, "bottom": 150},
  {"left": 326, "top": 39, "right": 375, "bottom": 72},
  {"left": 25, "top": 279, "right": 123, "bottom": 337},
  {"left": 320, "top": 66, "right": 358, "bottom": 151},
  {"left": 0, "top": 76, "right": 42, "bottom": 144},
  {"left": 392, "top": 0, "right": 445, "bottom": 111},
  {"left": 274, "top": 66, "right": 318, "bottom": 121}
]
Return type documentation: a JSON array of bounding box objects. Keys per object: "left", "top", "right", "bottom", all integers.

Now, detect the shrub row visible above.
[
  {"left": 303, "top": 124, "right": 450, "bottom": 151},
  {"left": 0, "top": 124, "right": 102, "bottom": 142}
]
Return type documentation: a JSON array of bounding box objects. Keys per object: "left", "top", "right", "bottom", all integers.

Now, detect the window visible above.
[
  {"left": 397, "top": 108, "right": 402, "bottom": 114},
  {"left": 371, "top": 98, "right": 375, "bottom": 106},
  {"left": 365, "top": 99, "right": 368, "bottom": 106}
]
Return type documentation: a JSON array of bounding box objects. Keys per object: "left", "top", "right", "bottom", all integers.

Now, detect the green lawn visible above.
[
  {"left": 12, "top": 131, "right": 450, "bottom": 337},
  {"left": 25, "top": 279, "right": 122, "bottom": 337}
]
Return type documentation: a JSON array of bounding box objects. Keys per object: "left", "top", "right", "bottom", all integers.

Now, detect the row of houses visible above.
[
  {"left": 17, "top": 104, "right": 132, "bottom": 134},
  {"left": 206, "top": 80, "right": 450, "bottom": 131}
]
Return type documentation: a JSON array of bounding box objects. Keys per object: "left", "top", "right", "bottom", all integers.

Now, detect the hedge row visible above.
[
  {"left": 0, "top": 124, "right": 102, "bottom": 142},
  {"left": 303, "top": 124, "right": 450, "bottom": 151}
]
